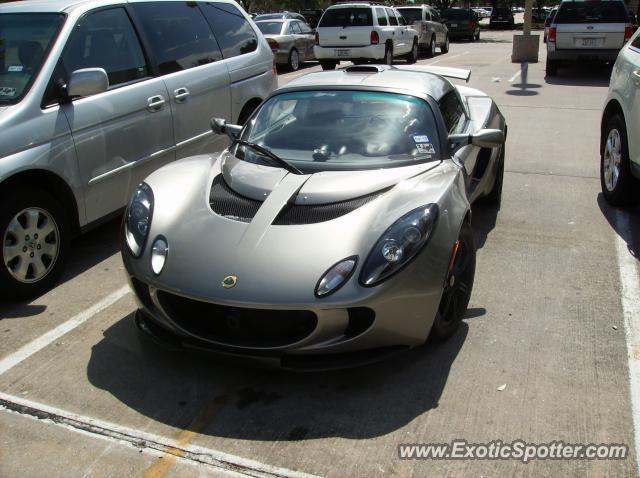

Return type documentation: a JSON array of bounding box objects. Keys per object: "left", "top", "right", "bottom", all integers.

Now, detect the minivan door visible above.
[
  {"left": 130, "top": 1, "right": 231, "bottom": 159},
  {"left": 56, "top": 7, "right": 175, "bottom": 224}
]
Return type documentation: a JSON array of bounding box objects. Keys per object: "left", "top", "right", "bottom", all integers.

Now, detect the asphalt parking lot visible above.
[{"left": 2, "top": 29, "right": 640, "bottom": 477}]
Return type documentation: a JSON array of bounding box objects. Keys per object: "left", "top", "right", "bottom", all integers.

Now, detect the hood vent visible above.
[
  {"left": 273, "top": 188, "right": 390, "bottom": 226},
  {"left": 209, "top": 175, "right": 263, "bottom": 222}
]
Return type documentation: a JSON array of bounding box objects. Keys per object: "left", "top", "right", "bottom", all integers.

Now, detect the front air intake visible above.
[{"left": 209, "top": 175, "right": 263, "bottom": 222}]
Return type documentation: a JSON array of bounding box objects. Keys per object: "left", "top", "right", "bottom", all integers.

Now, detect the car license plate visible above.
[
  {"left": 450, "top": 23, "right": 458, "bottom": 27},
  {"left": 335, "top": 49, "right": 350, "bottom": 57},
  {"left": 580, "top": 38, "right": 598, "bottom": 47}
]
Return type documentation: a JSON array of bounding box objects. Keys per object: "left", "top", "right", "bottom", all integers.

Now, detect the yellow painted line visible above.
[{"left": 144, "top": 394, "right": 228, "bottom": 478}]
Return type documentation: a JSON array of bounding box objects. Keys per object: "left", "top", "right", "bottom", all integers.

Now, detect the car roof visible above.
[
  {"left": 0, "top": 0, "right": 240, "bottom": 14},
  {"left": 278, "top": 65, "right": 455, "bottom": 102}
]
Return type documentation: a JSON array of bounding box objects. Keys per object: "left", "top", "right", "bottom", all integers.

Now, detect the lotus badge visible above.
[{"left": 222, "top": 275, "right": 237, "bottom": 289}]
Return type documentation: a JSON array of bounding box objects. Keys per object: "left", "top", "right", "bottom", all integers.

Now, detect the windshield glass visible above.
[
  {"left": 256, "top": 21, "right": 284, "bottom": 35},
  {"left": 319, "top": 8, "right": 373, "bottom": 27},
  {"left": 236, "top": 90, "right": 440, "bottom": 172},
  {"left": 0, "top": 13, "right": 65, "bottom": 104},
  {"left": 443, "top": 9, "right": 471, "bottom": 20},
  {"left": 397, "top": 8, "right": 423, "bottom": 23},
  {"left": 555, "top": 1, "right": 628, "bottom": 23}
]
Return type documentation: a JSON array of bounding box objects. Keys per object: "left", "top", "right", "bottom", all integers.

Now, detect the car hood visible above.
[{"left": 137, "top": 154, "right": 460, "bottom": 305}]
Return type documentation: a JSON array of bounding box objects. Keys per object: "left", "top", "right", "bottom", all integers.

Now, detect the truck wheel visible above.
[
  {"left": 0, "top": 188, "right": 69, "bottom": 300},
  {"left": 441, "top": 35, "right": 449, "bottom": 54},
  {"left": 405, "top": 38, "right": 418, "bottom": 64},
  {"left": 384, "top": 44, "right": 393, "bottom": 65},
  {"left": 426, "top": 37, "right": 435, "bottom": 58}
]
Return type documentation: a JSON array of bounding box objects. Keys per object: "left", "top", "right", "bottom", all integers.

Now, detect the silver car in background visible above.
[
  {"left": 0, "top": 0, "right": 276, "bottom": 300},
  {"left": 397, "top": 5, "right": 449, "bottom": 57},
  {"left": 256, "top": 19, "right": 316, "bottom": 71}
]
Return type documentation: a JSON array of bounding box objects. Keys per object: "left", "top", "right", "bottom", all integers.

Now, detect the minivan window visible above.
[
  {"left": 131, "top": 2, "right": 222, "bottom": 75},
  {"left": 397, "top": 8, "right": 423, "bottom": 24},
  {"left": 319, "top": 8, "right": 373, "bottom": 27},
  {"left": 443, "top": 9, "right": 471, "bottom": 20},
  {"left": 0, "top": 13, "right": 65, "bottom": 104},
  {"left": 256, "top": 21, "right": 284, "bottom": 35},
  {"left": 555, "top": 1, "right": 629, "bottom": 24},
  {"left": 200, "top": 2, "right": 258, "bottom": 58},
  {"left": 61, "top": 8, "right": 148, "bottom": 88}
]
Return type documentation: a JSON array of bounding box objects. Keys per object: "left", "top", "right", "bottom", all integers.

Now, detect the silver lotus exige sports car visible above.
[{"left": 122, "top": 64, "right": 507, "bottom": 370}]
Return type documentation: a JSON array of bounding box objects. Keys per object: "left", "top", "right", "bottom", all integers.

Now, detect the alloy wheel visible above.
[{"left": 603, "top": 128, "right": 622, "bottom": 192}]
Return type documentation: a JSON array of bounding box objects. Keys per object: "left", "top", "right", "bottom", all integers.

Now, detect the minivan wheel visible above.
[
  {"left": 601, "top": 114, "right": 639, "bottom": 206},
  {"left": 288, "top": 48, "right": 300, "bottom": 71},
  {"left": 426, "top": 37, "right": 435, "bottom": 58},
  {"left": 320, "top": 60, "right": 337, "bottom": 70},
  {"left": 0, "top": 188, "right": 69, "bottom": 300}
]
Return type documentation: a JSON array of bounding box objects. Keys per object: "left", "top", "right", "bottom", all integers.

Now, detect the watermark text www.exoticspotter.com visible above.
[{"left": 398, "top": 440, "right": 628, "bottom": 463}]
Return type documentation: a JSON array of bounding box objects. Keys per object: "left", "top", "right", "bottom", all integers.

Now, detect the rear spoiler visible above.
[{"left": 392, "top": 65, "right": 472, "bottom": 83}]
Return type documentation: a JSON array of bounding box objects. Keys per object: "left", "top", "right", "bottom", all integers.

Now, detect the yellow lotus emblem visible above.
[{"left": 222, "top": 275, "right": 237, "bottom": 289}]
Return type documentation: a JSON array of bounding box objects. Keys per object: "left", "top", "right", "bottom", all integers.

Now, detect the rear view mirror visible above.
[
  {"left": 210, "top": 117, "right": 242, "bottom": 139},
  {"left": 449, "top": 128, "right": 505, "bottom": 150},
  {"left": 67, "top": 68, "right": 109, "bottom": 97}
]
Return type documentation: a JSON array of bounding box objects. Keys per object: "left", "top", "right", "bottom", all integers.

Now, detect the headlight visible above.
[
  {"left": 150, "top": 236, "right": 169, "bottom": 275},
  {"left": 360, "top": 204, "right": 439, "bottom": 286},
  {"left": 125, "top": 183, "right": 154, "bottom": 257},
  {"left": 315, "top": 256, "right": 358, "bottom": 298}
]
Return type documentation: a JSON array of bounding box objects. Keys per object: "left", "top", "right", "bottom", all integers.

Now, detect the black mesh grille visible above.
[
  {"left": 209, "top": 175, "right": 263, "bottom": 222},
  {"left": 273, "top": 189, "right": 388, "bottom": 226}
]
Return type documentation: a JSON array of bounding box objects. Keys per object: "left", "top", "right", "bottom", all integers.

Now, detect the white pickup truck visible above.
[{"left": 397, "top": 5, "right": 449, "bottom": 57}]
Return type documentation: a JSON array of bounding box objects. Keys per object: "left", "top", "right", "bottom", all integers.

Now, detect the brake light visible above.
[
  {"left": 625, "top": 26, "right": 634, "bottom": 41},
  {"left": 267, "top": 38, "right": 279, "bottom": 50},
  {"left": 548, "top": 27, "right": 556, "bottom": 43},
  {"left": 315, "top": 32, "right": 319, "bottom": 45},
  {"left": 371, "top": 30, "right": 379, "bottom": 45}
]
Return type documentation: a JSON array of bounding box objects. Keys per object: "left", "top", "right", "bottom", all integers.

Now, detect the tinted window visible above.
[
  {"left": 376, "top": 8, "right": 388, "bottom": 26},
  {"left": 397, "top": 8, "right": 423, "bottom": 23},
  {"left": 386, "top": 8, "right": 398, "bottom": 26},
  {"left": 492, "top": 8, "right": 511, "bottom": 17},
  {"left": 432, "top": 10, "right": 441, "bottom": 22},
  {"left": 200, "top": 2, "right": 258, "bottom": 58},
  {"left": 0, "top": 13, "right": 64, "bottom": 104},
  {"left": 131, "top": 2, "right": 221, "bottom": 75},
  {"left": 319, "top": 8, "right": 373, "bottom": 27},
  {"left": 443, "top": 9, "right": 471, "bottom": 20},
  {"left": 555, "top": 1, "right": 628, "bottom": 24},
  {"left": 256, "top": 21, "right": 283, "bottom": 35},
  {"left": 290, "top": 22, "right": 302, "bottom": 34},
  {"left": 439, "top": 91, "right": 467, "bottom": 134},
  {"left": 61, "top": 8, "right": 148, "bottom": 87}
]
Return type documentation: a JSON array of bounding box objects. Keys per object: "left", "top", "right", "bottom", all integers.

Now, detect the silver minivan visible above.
[{"left": 0, "top": 0, "right": 277, "bottom": 299}]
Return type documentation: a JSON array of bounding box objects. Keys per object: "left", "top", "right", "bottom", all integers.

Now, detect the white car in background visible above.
[{"left": 600, "top": 29, "right": 640, "bottom": 206}]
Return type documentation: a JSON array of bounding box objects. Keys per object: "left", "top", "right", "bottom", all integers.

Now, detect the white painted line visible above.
[
  {"left": 427, "top": 51, "right": 469, "bottom": 66},
  {"left": 509, "top": 69, "right": 522, "bottom": 82},
  {"left": 0, "top": 392, "right": 319, "bottom": 478},
  {"left": 0, "top": 286, "right": 130, "bottom": 376},
  {"left": 614, "top": 209, "right": 640, "bottom": 477}
]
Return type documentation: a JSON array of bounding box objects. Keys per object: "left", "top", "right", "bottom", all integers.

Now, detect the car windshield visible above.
[
  {"left": 397, "top": 8, "right": 423, "bottom": 23},
  {"left": 0, "top": 13, "right": 65, "bottom": 105},
  {"left": 443, "top": 9, "right": 471, "bottom": 20},
  {"left": 235, "top": 90, "right": 441, "bottom": 172},
  {"left": 319, "top": 8, "right": 373, "bottom": 27},
  {"left": 555, "top": 1, "right": 628, "bottom": 23},
  {"left": 256, "top": 21, "right": 284, "bottom": 35}
]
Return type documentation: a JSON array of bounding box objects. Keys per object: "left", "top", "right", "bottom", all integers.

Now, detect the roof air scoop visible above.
[{"left": 343, "top": 64, "right": 390, "bottom": 73}]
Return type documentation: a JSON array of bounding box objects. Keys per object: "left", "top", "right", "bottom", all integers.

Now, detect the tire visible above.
[
  {"left": 0, "top": 188, "right": 69, "bottom": 300},
  {"left": 475, "top": 30, "right": 480, "bottom": 41},
  {"left": 484, "top": 145, "right": 505, "bottom": 206},
  {"left": 287, "top": 48, "right": 300, "bottom": 71},
  {"left": 320, "top": 60, "right": 337, "bottom": 70},
  {"left": 405, "top": 39, "right": 418, "bottom": 64},
  {"left": 441, "top": 35, "right": 449, "bottom": 54},
  {"left": 384, "top": 44, "right": 393, "bottom": 65},
  {"left": 601, "top": 114, "right": 639, "bottom": 207},
  {"left": 546, "top": 59, "right": 557, "bottom": 76},
  {"left": 429, "top": 222, "right": 476, "bottom": 342},
  {"left": 426, "top": 37, "right": 435, "bottom": 58}
]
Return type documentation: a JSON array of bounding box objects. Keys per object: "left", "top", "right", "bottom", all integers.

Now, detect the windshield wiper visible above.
[{"left": 233, "top": 139, "right": 303, "bottom": 175}]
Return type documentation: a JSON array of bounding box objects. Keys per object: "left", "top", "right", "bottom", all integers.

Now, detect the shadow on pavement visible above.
[
  {"left": 87, "top": 313, "right": 468, "bottom": 440},
  {"left": 506, "top": 63, "right": 541, "bottom": 96},
  {"left": 597, "top": 193, "right": 640, "bottom": 261},
  {"left": 544, "top": 63, "right": 613, "bottom": 87},
  {"left": 471, "top": 200, "right": 499, "bottom": 250}
]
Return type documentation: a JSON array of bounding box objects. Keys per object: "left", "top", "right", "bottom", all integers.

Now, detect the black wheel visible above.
[
  {"left": 320, "top": 60, "right": 337, "bottom": 70},
  {"left": 383, "top": 44, "right": 393, "bottom": 65},
  {"left": 441, "top": 35, "right": 449, "bottom": 54},
  {"left": 0, "top": 188, "right": 69, "bottom": 300},
  {"left": 546, "top": 59, "right": 557, "bottom": 76},
  {"left": 474, "top": 30, "right": 480, "bottom": 41},
  {"left": 287, "top": 48, "right": 300, "bottom": 71},
  {"left": 429, "top": 222, "right": 476, "bottom": 342},
  {"left": 405, "top": 38, "right": 418, "bottom": 64},
  {"left": 484, "top": 145, "right": 505, "bottom": 206},
  {"left": 601, "top": 114, "right": 639, "bottom": 206},
  {"left": 426, "top": 37, "right": 435, "bottom": 58}
]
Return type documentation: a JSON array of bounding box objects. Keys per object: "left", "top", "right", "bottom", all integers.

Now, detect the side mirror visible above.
[
  {"left": 67, "top": 68, "right": 109, "bottom": 97},
  {"left": 210, "top": 117, "right": 243, "bottom": 139},
  {"left": 449, "top": 128, "right": 505, "bottom": 151}
]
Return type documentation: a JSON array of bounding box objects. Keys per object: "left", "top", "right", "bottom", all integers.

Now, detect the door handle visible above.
[
  {"left": 147, "top": 95, "right": 165, "bottom": 111},
  {"left": 174, "top": 87, "right": 190, "bottom": 102}
]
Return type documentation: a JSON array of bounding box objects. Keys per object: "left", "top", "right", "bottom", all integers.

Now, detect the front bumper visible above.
[{"left": 314, "top": 44, "right": 385, "bottom": 61}]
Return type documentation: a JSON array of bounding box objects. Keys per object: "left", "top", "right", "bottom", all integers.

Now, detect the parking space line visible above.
[
  {"left": 427, "top": 51, "right": 469, "bottom": 66},
  {"left": 0, "top": 392, "right": 318, "bottom": 478},
  {"left": 0, "top": 286, "right": 130, "bottom": 376},
  {"left": 509, "top": 69, "right": 522, "bottom": 82},
  {"left": 614, "top": 209, "right": 640, "bottom": 477}
]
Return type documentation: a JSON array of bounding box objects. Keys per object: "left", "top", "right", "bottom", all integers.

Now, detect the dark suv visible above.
[
  {"left": 490, "top": 7, "right": 514, "bottom": 29},
  {"left": 442, "top": 8, "right": 480, "bottom": 41}
]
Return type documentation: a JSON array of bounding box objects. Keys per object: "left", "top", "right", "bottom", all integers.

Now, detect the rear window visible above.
[
  {"left": 256, "top": 21, "right": 284, "bottom": 35},
  {"left": 555, "top": 1, "right": 629, "bottom": 24},
  {"left": 319, "top": 7, "right": 373, "bottom": 27},
  {"left": 443, "top": 9, "right": 471, "bottom": 20},
  {"left": 397, "top": 8, "right": 423, "bottom": 23},
  {"left": 492, "top": 8, "right": 511, "bottom": 16}
]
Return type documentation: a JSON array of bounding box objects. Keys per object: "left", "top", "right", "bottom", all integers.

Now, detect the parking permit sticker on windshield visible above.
[
  {"left": 0, "top": 87, "right": 16, "bottom": 97},
  {"left": 413, "top": 135, "right": 435, "bottom": 154},
  {"left": 8, "top": 65, "right": 23, "bottom": 72}
]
